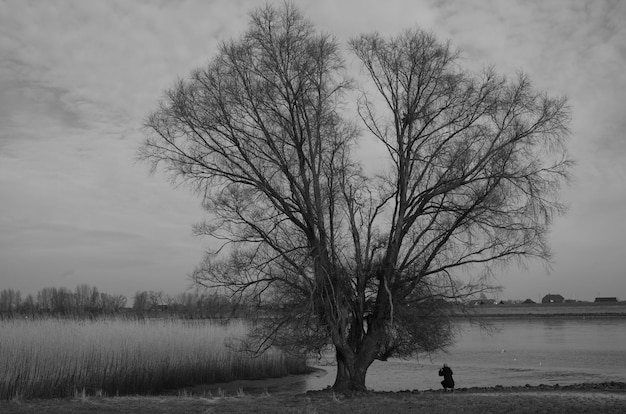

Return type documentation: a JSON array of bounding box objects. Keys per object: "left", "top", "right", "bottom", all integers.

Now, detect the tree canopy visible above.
[{"left": 140, "top": 3, "right": 571, "bottom": 391}]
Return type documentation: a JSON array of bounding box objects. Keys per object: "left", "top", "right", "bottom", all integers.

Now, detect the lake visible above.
[{"left": 198, "top": 317, "right": 626, "bottom": 394}]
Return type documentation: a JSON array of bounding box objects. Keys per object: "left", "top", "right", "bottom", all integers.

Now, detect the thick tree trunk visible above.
[
  {"left": 333, "top": 359, "right": 367, "bottom": 391},
  {"left": 332, "top": 349, "right": 371, "bottom": 392},
  {"left": 331, "top": 289, "right": 390, "bottom": 392}
]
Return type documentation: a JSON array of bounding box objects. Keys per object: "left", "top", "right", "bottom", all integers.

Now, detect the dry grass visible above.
[
  {"left": 2, "top": 389, "right": 626, "bottom": 414},
  {"left": 0, "top": 318, "right": 308, "bottom": 400}
]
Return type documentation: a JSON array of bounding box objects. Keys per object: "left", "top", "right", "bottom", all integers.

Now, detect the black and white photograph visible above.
[{"left": 1, "top": 1, "right": 625, "bottom": 412}]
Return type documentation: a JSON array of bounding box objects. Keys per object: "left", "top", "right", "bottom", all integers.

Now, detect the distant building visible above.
[
  {"left": 522, "top": 298, "right": 536, "bottom": 304},
  {"left": 594, "top": 297, "right": 618, "bottom": 303},
  {"left": 541, "top": 294, "right": 564, "bottom": 304}
]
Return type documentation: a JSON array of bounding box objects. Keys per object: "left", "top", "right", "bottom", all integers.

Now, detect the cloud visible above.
[
  {"left": 1, "top": 1, "right": 254, "bottom": 141},
  {"left": 0, "top": 80, "right": 85, "bottom": 144},
  {"left": 1, "top": 0, "right": 625, "bottom": 300}
]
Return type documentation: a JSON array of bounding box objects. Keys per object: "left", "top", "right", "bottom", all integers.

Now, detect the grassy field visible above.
[
  {"left": 2, "top": 387, "right": 626, "bottom": 413},
  {"left": 0, "top": 318, "right": 309, "bottom": 400}
]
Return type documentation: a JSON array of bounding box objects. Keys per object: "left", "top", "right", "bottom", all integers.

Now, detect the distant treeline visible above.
[{"left": 0, "top": 285, "right": 246, "bottom": 319}]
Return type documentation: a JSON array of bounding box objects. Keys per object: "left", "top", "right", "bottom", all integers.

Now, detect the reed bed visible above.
[{"left": 0, "top": 318, "right": 309, "bottom": 400}]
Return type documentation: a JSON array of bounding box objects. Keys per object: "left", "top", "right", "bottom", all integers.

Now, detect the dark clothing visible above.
[{"left": 439, "top": 366, "right": 455, "bottom": 390}]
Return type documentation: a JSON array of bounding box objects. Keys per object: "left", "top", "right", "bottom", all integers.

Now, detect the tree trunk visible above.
[{"left": 332, "top": 349, "right": 370, "bottom": 392}]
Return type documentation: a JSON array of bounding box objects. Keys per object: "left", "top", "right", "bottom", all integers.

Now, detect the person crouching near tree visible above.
[{"left": 439, "top": 363, "right": 455, "bottom": 392}]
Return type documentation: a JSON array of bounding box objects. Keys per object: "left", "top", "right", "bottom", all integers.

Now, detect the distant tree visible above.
[
  {"left": 164, "top": 293, "right": 177, "bottom": 309},
  {"left": 0, "top": 289, "right": 21, "bottom": 313},
  {"left": 140, "top": 4, "right": 571, "bottom": 391},
  {"left": 132, "top": 291, "right": 150, "bottom": 313},
  {"left": 50, "top": 287, "right": 73, "bottom": 314},
  {"left": 173, "top": 292, "right": 199, "bottom": 315},
  {"left": 37, "top": 287, "right": 55, "bottom": 313},
  {"left": 197, "top": 292, "right": 236, "bottom": 318},
  {"left": 20, "top": 294, "right": 36, "bottom": 315},
  {"left": 100, "top": 292, "right": 127, "bottom": 313},
  {"left": 0, "top": 285, "right": 128, "bottom": 317},
  {"left": 147, "top": 291, "right": 165, "bottom": 310},
  {"left": 89, "top": 286, "right": 101, "bottom": 311},
  {"left": 74, "top": 284, "right": 94, "bottom": 314}
]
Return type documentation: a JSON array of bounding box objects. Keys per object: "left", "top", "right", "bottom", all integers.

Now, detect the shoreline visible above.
[
  {"left": 352, "top": 380, "right": 626, "bottom": 394},
  {"left": 170, "top": 366, "right": 626, "bottom": 397},
  {"left": 460, "top": 312, "right": 626, "bottom": 318},
  {"left": 460, "top": 303, "right": 626, "bottom": 318}
]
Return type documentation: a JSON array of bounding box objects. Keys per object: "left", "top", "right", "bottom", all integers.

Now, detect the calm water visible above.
[{"left": 199, "top": 318, "right": 626, "bottom": 394}]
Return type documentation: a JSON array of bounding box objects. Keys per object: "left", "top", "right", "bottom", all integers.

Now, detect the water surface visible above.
[{"left": 195, "top": 317, "right": 626, "bottom": 394}]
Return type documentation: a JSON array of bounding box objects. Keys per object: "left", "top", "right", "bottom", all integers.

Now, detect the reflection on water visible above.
[{"left": 194, "top": 318, "right": 626, "bottom": 394}]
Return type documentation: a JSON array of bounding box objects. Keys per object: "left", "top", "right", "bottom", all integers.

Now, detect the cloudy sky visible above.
[{"left": 1, "top": 0, "right": 625, "bottom": 302}]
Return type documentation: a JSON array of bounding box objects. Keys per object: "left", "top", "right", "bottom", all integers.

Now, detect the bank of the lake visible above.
[
  {"left": 181, "top": 315, "right": 626, "bottom": 395},
  {"left": 3, "top": 383, "right": 626, "bottom": 414},
  {"left": 3, "top": 304, "right": 624, "bottom": 401},
  {"left": 466, "top": 302, "right": 626, "bottom": 318}
]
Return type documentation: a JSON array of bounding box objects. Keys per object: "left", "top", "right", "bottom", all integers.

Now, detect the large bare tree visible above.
[{"left": 140, "top": 4, "right": 571, "bottom": 391}]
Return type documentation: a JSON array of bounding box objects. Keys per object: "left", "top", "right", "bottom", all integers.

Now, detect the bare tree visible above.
[
  {"left": 99, "top": 292, "right": 127, "bottom": 313},
  {"left": 74, "top": 284, "right": 94, "bottom": 313},
  {"left": 0, "top": 289, "right": 21, "bottom": 313},
  {"left": 147, "top": 291, "right": 165, "bottom": 310},
  {"left": 132, "top": 291, "right": 150, "bottom": 313},
  {"left": 140, "top": 4, "right": 571, "bottom": 391},
  {"left": 36, "top": 288, "right": 49, "bottom": 312},
  {"left": 20, "top": 294, "right": 36, "bottom": 315}
]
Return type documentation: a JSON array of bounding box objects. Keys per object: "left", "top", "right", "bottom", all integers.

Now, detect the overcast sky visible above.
[{"left": 1, "top": 0, "right": 625, "bottom": 302}]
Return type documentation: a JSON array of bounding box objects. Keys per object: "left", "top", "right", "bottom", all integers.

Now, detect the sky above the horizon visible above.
[{"left": 1, "top": 0, "right": 625, "bottom": 302}]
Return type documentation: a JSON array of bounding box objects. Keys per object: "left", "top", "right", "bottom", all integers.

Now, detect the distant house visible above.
[
  {"left": 522, "top": 298, "right": 536, "bottom": 304},
  {"left": 594, "top": 297, "right": 618, "bottom": 303},
  {"left": 541, "top": 294, "right": 564, "bottom": 304}
]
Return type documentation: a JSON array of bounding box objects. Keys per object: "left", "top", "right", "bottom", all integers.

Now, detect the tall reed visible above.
[{"left": 0, "top": 318, "right": 309, "bottom": 399}]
